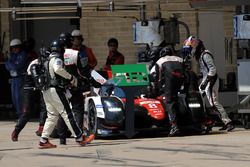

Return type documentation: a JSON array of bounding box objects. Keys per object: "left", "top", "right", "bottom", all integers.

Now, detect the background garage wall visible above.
[
  {"left": 79, "top": 2, "right": 198, "bottom": 70},
  {"left": 32, "top": 19, "right": 76, "bottom": 52},
  {"left": 223, "top": 6, "right": 237, "bottom": 74},
  {"left": 80, "top": 12, "right": 139, "bottom": 69},
  {"left": 0, "top": 0, "right": 10, "bottom": 58},
  {"left": 1, "top": 2, "right": 236, "bottom": 76},
  {"left": 78, "top": 3, "right": 236, "bottom": 78}
]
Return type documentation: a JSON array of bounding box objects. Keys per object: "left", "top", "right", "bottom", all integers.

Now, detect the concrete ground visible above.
[{"left": 0, "top": 121, "right": 250, "bottom": 167}]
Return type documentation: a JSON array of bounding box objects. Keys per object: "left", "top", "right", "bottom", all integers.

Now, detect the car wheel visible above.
[
  {"left": 242, "top": 114, "right": 250, "bottom": 129},
  {"left": 88, "top": 100, "right": 98, "bottom": 135}
]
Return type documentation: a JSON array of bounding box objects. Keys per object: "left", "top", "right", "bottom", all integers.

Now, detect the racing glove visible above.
[
  {"left": 200, "top": 75, "right": 212, "bottom": 90},
  {"left": 200, "top": 82, "right": 207, "bottom": 91},
  {"left": 77, "top": 77, "right": 91, "bottom": 92},
  {"left": 70, "top": 75, "right": 78, "bottom": 87}
]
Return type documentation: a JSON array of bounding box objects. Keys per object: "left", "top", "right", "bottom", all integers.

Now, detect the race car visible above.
[
  {"left": 83, "top": 80, "right": 168, "bottom": 137},
  {"left": 84, "top": 69, "right": 210, "bottom": 137}
]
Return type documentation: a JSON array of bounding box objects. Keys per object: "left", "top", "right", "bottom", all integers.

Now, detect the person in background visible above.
[
  {"left": 23, "top": 37, "right": 47, "bottom": 137},
  {"left": 11, "top": 57, "right": 47, "bottom": 141},
  {"left": 5, "top": 38, "right": 29, "bottom": 118},
  {"left": 182, "top": 36, "right": 235, "bottom": 132},
  {"left": 71, "top": 29, "right": 97, "bottom": 69},
  {"left": 102, "top": 38, "right": 124, "bottom": 71}
]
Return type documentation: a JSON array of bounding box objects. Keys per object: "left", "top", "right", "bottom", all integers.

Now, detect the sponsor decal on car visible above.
[
  {"left": 96, "top": 104, "right": 103, "bottom": 108},
  {"left": 139, "top": 100, "right": 161, "bottom": 105}
]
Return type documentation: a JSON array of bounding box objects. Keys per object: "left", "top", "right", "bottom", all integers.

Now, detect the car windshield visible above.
[{"left": 100, "top": 79, "right": 126, "bottom": 98}]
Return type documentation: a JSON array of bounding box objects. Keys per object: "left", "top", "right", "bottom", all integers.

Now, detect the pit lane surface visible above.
[{"left": 0, "top": 121, "right": 250, "bottom": 167}]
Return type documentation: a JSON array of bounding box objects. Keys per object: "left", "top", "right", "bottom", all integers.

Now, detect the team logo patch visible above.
[{"left": 56, "top": 60, "right": 62, "bottom": 65}]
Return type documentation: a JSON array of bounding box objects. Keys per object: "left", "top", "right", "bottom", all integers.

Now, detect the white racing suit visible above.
[
  {"left": 199, "top": 50, "right": 231, "bottom": 125},
  {"left": 41, "top": 53, "right": 83, "bottom": 140}
]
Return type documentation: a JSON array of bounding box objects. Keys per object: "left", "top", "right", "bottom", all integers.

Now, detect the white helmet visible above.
[
  {"left": 71, "top": 29, "right": 82, "bottom": 37},
  {"left": 10, "top": 38, "right": 22, "bottom": 47}
]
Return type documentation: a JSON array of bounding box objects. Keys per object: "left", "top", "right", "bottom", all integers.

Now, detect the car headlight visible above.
[
  {"left": 102, "top": 99, "right": 123, "bottom": 112},
  {"left": 108, "top": 107, "right": 123, "bottom": 112},
  {"left": 188, "top": 103, "right": 201, "bottom": 108}
]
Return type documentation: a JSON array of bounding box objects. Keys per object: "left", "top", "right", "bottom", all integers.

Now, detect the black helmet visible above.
[
  {"left": 148, "top": 46, "right": 161, "bottom": 63},
  {"left": 58, "top": 32, "right": 72, "bottom": 48},
  {"left": 50, "top": 39, "right": 63, "bottom": 53},
  {"left": 159, "top": 46, "right": 173, "bottom": 58}
]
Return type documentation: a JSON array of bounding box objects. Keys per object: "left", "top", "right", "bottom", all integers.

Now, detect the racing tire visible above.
[
  {"left": 242, "top": 114, "right": 250, "bottom": 129},
  {"left": 88, "top": 100, "right": 98, "bottom": 135}
]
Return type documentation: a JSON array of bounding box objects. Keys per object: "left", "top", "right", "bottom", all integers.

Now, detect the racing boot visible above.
[
  {"left": 219, "top": 122, "right": 235, "bottom": 132},
  {"left": 83, "top": 133, "right": 95, "bottom": 144},
  {"left": 11, "top": 129, "right": 19, "bottom": 142},
  {"left": 39, "top": 139, "right": 57, "bottom": 149},
  {"left": 168, "top": 125, "right": 180, "bottom": 137},
  {"left": 76, "top": 133, "right": 95, "bottom": 146}
]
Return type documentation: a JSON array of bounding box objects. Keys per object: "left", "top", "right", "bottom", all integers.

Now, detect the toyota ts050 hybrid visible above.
[
  {"left": 83, "top": 70, "right": 209, "bottom": 137},
  {"left": 83, "top": 78, "right": 168, "bottom": 137}
]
